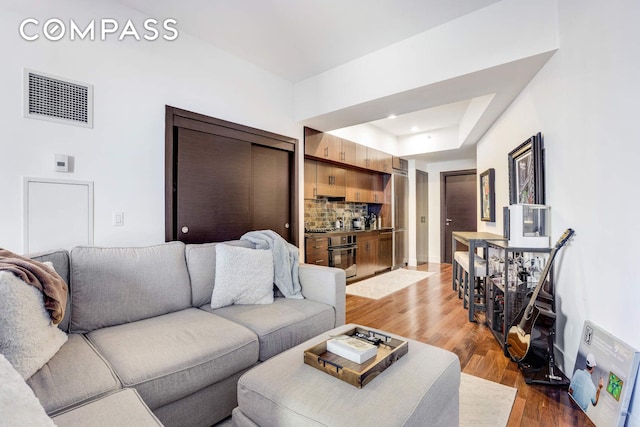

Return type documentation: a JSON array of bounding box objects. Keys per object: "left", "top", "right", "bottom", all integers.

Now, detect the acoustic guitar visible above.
[{"left": 506, "top": 228, "right": 575, "bottom": 363}]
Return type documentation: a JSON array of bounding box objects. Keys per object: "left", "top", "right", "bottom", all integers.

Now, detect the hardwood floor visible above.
[{"left": 345, "top": 263, "right": 594, "bottom": 427}]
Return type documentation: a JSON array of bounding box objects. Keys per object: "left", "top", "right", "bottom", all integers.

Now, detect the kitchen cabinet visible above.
[
  {"left": 392, "top": 156, "right": 408, "bottom": 172},
  {"left": 345, "top": 170, "right": 385, "bottom": 203},
  {"left": 356, "top": 231, "right": 378, "bottom": 279},
  {"left": 371, "top": 174, "right": 384, "bottom": 203},
  {"left": 316, "top": 163, "right": 345, "bottom": 197},
  {"left": 345, "top": 170, "right": 372, "bottom": 203},
  {"left": 377, "top": 230, "right": 393, "bottom": 272},
  {"left": 304, "top": 159, "right": 317, "bottom": 199},
  {"left": 304, "top": 127, "right": 396, "bottom": 174},
  {"left": 354, "top": 144, "right": 369, "bottom": 169},
  {"left": 354, "top": 146, "right": 392, "bottom": 173},
  {"left": 305, "top": 131, "right": 343, "bottom": 163},
  {"left": 368, "top": 148, "right": 393, "bottom": 173},
  {"left": 305, "top": 236, "right": 329, "bottom": 267},
  {"left": 341, "top": 138, "right": 357, "bottom": 164}
]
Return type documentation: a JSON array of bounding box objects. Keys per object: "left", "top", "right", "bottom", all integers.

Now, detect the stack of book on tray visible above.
[{"left": 326, "top": 335, "right": 378, "bottom": 364}]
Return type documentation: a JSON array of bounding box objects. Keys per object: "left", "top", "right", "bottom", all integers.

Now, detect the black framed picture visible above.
[
  {"left": 480, "top": 168, "right": 495, "bottom": 222},
  {"left": 508, "top": 132, "right": 545, "bottom": 204}
]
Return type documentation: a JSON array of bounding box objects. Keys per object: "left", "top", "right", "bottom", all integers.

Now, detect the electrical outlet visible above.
[{"left": 113, "top": 212, "right": 124, "bottom": 226}]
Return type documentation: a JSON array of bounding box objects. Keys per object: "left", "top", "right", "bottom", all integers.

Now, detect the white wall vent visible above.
[{"left": 23, "top": 69, "right": 93, "bottom": 128}]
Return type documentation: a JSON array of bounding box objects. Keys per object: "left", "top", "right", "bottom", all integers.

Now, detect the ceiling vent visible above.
[{"left": 24, "top": 69, "right": 93, "bottom": 128}]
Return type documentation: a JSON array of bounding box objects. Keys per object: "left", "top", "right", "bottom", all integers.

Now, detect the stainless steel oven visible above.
[{"left": 328, "top": 234, "right": 357, "bottom": 279}]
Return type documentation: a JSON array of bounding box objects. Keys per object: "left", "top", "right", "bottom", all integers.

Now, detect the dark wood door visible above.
[
  {"left": 176, "top": 128, "right": 251, "bottom": 243},
  {"left": 251, "top": 144, "right": 291, "bottom": 241},
  {"left": 441, "top": 170, "right": 476, "bottom": 263}
]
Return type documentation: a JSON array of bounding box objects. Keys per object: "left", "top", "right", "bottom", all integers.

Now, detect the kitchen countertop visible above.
[{"left": 304, "top": 227, "right": 393, "bottom": 237}]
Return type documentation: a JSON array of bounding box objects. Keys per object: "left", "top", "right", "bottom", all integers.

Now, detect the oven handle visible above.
[{"left": 328, "top": 245, "right": 358, "bottom": 251}]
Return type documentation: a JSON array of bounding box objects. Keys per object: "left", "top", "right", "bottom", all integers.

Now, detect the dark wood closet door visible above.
[
  {"left": 176, "top": 127, "right": 251, "bottom": 243},
  {"left": 251, "top": 144, "right": 291, "bottom": 241},
  {"left": 166, "top": 106, "right": 298, "bottom": 245}
]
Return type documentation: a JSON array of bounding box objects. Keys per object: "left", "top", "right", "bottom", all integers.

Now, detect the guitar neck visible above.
[
  {"left": 527, "top": 247, "right": 558, "bottom": 304},
  {"left": 520, "top": 229, "right": 574, "bottom": 317}
]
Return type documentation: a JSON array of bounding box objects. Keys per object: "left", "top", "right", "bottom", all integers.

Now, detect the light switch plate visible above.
[{"left": 113, "top": 212, "right": 124, "bottom": 226}]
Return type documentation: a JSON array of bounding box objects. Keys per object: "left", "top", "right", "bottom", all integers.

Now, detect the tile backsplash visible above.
[{"left": 304, "top": 199, "right": 369, "bottom": 230}]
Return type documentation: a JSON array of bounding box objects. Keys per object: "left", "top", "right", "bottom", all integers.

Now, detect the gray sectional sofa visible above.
[{"left": 17, "top": 240, "right": 346, "bottom": 426}]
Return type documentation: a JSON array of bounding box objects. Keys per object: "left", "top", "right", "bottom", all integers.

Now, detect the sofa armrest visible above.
[{"left": 298, "top": 264, "right": 346, "bottom": 327}]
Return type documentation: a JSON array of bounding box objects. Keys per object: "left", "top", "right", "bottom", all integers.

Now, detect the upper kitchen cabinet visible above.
[
  {"left": 353, "top": 145, "right": 392, "bottom": 173},
  {"left": 316, "top": 162, "right": 346, "bottom": 197},
  {"left": 304, "top": 127, "right": 395, "bottom": 174},
  {"left": 340, "top": 138, "right": 357, "bottom": 164},
  {"left": 304, "top": 159, "right": 318, "bottom": 199},
  {"left": 368, "top": 148, "right": 393, "bottom": 173},
  {"left": 304, "top": 129, "right": 343, "bottom": 163},
  {"left": 392, "top": 156, "right": 408, "bottom": 172},
  {"left": 345, "top": 170, "right": 371, "bottom": 203},
  {"left": 345, "top": 170, "right": 384, "bottom": 203}
]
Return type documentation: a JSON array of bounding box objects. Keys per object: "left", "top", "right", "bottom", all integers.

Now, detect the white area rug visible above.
[
  {"left": 346, "top": 269, "right": 435, "bottom": 299},
  {"left": 215, "top": 373, "right": 516, "bottom": 426},
  {"left": 460, "top": 373, "right": 517, "bottom": 426}
]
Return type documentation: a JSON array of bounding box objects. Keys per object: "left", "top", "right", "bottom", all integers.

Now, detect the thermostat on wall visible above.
[{"left": 55, "top": 154, "right": 69, "bottom": 172}]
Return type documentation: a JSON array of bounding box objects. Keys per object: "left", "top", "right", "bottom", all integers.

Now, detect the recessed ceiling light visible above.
[
  {"left": 411, "top": 126, "right": 419, "bottom": 132},
  {"left": 387, "top": 114, "right": 397, "bottom": 120}
]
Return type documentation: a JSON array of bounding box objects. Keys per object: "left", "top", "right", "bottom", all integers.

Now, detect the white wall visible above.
[
  {"left": 0, "top": 1, "right": 298, "bottom": 253},
  {"left": 477, "top": 0, "right": 640, "bottom": 423}
]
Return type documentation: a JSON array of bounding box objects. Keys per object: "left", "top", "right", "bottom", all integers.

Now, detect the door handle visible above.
[
  {"left": 181, "top": 226, "right": 189, "bottom": 234},
  {"left": 445, "top": 218, "right": 453, "bottom": 226}
]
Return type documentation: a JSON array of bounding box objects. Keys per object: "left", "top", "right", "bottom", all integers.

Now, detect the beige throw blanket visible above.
[{"left": 0, "top": 249, "right": 68, "bottom": 325}]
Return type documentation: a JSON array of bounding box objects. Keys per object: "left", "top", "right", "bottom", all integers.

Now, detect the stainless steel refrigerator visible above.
[{"left": 392, "top": 173, "right": 408, "bottom": 269}]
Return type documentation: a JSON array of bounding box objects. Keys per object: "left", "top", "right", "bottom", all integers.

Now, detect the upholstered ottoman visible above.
[{"left": 232, "top": 324, "right": 460, "bottom": 427}]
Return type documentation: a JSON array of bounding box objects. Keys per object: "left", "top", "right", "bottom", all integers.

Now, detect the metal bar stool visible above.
[{"left": 454, "top": 251, "right": 488, "bottom": 322}]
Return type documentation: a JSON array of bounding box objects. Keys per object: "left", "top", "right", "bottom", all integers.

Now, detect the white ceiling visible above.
[
  {"left": 115, "top": 0, "right": 547, "bottom": 162},
  {"left": 370, "top": 100, "right": 471, "bottom": 137},
  {"left": 117, "top": 0, "right": 501, "bottom": 83}
]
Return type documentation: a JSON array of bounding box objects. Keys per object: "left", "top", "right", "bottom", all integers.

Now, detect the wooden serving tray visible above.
[{"left": 303, "top": 326, "right": 409, "bottom": 388}]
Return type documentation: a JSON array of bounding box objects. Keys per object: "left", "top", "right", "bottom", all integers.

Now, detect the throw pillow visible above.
[
  {"left": 211, "top": 244, "right": 274, "bottom": 309},
  {"left": 0, "top": 271, "right": 68, "bottom": 379},
  {"left": 0, "top": 353, "right": 56, "bottom": 426}
]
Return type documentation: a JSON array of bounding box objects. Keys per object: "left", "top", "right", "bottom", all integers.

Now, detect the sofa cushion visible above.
[
  {"left": 86, "top": 308, "right": 259, "bottom": 410},
  {"left": 185, "top": 240, "right": 254, "bottom": 307},
  {"left": 27, "top": 333, "right": 121, "bottom": 415},
  {"left": 52, "top": 389, "right": 163, "bottom": 427},
  {"left": 27, "top": 249, "right": 71, "bottom": 332},
  {"left": 211, "top": 244, "right": 274, "bottom": 309},
  {"left": 70, "top": 242, "right": 191, "bottom": 333},
  {"left": 0, "top": 271, "right": 68, "bottom": 380},
  {"left": 204, "top": 298, "right": 335, "bottom": 361},
  {"left": 0, "top": 353, "right": 56, "bottom": 427}
]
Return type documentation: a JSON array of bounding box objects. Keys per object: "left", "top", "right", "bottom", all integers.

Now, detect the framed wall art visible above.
[
  {"left": 508, "top": 132, "right": 545, "bottom": 204},
  {"left": 480, "top": 168, "right": 495, "bottom": 222}
]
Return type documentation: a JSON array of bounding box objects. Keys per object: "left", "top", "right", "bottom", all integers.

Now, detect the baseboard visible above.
[{"left": 553, "top": 343, "right": 569, "bottom": 375}]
